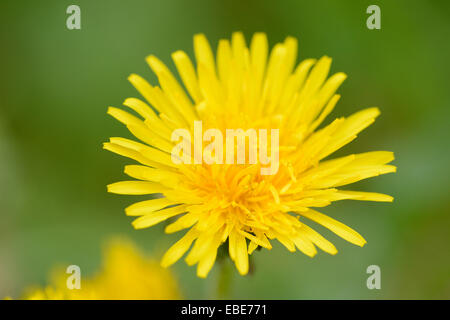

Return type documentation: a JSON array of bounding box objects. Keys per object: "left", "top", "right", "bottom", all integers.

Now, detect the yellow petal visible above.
[
  {"left": 125, "top": 198, "right": 174, "bottom": 216},
  {"left": 250, "top": 32, "right": 268, "bottom": 91},
  {"left": 138, "top": 145, "right": 178, "bottom": 168},
  {"left": 335, "top": 190, "right": 394, "bottom": 202},
  {"left": 132, "top": 205, "right": 187, "bottom": 229},
  {"left": 231, "top": 31, "right": 247, "bottom": 72},
  {"left": 107, "top": 106, "right": 141, "bottom": 127},
  {"left": 271, "top": 229, "right": 296, "bottom": 252},
  {"left": 216, "top": 39, "right": 232, "bottom": 86},
  {"left": 299, "top": 56, "right": 332, "bottom": 100},
  {"left": 318, "top": 107, "right": 380, "bottom": 160},
  {"left": 301, "top": 209, "right": 367, "bottom": 247},
  {"left": 184, "top": 235, "right": 213, "bottom": 266},
  {"left": 165, "top": 212, "right": 199, "bottom": 234},
  {"left": 234, "top": 231, "right": 249, "bottom": 276},
  {"left": 197, "top": 232, "right": 222, "bottom": 278},
  {"left": 300, "top": 224, "right": 338, "bottom": 255},
  {"left": 123, "top": 98, "right": 172, "bottom": 138},
  {"left": 127, "top": 123, "right": 174, "bottom": 153},
  {"left": 107, "top": 181, "right": 167, "bottom": 195},
  {"left": 238, "top": 230, "right": 272, "bottom": 249},
  {"left": 146, "top": 54, "right": 197, "bottom": 124},
  {"left": 161, "top": 228, "right": 199, "bottom": 268},
  {"left": 172, "top": 50, "right": 203, "bottom": 103},
  {"left": 309, "top": 151, "right": 396, "bottom": 188},
  {"left": 124, "top": 165, "right": 161, "bottom": 181},
  {"left": 248, "top": 241, "right": 259, "bottom": 255},
  {"left": 103, "top": 141, "right": 161, "bottom": 168},
  {"left": 292, "top": 233, "right": 317, "bottom": 257},
  {"left": 194, "top": 33, "right": 216, "bottom": 74}
]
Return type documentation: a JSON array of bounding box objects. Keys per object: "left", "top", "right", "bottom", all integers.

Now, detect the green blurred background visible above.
[{"left": 1, "top": 0, "right": 449, "bottom": 299}]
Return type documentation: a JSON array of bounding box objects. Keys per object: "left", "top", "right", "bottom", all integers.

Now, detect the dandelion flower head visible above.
[{"left": 105, "top": 32, "right": 396, "bottom": 278}]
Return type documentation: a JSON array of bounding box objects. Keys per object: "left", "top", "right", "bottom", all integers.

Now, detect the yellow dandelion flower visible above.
[
  {"left": 105, "top": 32, "right": 396, "bottom": 278},
  {"left": 20, "top": 238, "right": 181, "bottom": 300}
]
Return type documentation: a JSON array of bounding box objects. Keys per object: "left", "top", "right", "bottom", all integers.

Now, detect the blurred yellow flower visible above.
[
  {"left": 21, "top": 238, "right": 181, "bottom": 300},
  {"left": 105, "top": 32, "right": 395, "bottom": 278}
]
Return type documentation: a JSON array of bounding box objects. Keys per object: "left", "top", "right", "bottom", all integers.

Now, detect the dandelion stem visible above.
[{"left": 217, "top": 258, "right": 233, "bottom": 299}]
